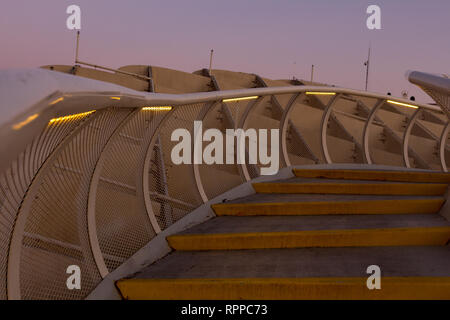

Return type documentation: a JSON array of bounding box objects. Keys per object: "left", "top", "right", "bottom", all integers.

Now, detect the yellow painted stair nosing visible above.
[
  {"left": 212, "top": 198, "right": 445, "bottom": 216},
  {"left": 293, "top": 169, "right": 450, "bottom": 183},
  {"left": 167, "top": 226, "right": 450, "bottom": 251},
  {"left": 116, "top": 277, "right": 450, "bottom": 300},
  {"left": 252, "top": 182, "right": 448, "bottom": 195}
]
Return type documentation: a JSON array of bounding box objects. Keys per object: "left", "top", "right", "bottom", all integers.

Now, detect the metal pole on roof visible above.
[
  {"left": 364, "top": 46, "right": 371, "bottom": 91},
  {"left": 75, "top": 31, "right": 80, "bottom": 64},
  {"left": 209, "top": 49, "right": 214, "bottom": 76}
]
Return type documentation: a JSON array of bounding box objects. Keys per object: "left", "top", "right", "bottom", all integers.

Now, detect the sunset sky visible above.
[{"left": 1, "top": 0, "right": 448, "bottom": 102}]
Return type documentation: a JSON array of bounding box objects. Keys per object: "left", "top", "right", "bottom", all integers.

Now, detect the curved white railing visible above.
[
  {"left": 407, "top": 70, "right": 450, "bottom": 118},
  {"left": 0, "top": 69, "right": 448, "bottom": 299}
]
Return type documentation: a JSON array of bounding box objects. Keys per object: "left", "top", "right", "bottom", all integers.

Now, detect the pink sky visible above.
[{"left": 1, "top": 0, "right": 449, "bottom": 102}]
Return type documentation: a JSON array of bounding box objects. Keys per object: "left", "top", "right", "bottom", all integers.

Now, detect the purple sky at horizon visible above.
[{"left": 1, "top": 0, "right": 449, "bottom": 102}]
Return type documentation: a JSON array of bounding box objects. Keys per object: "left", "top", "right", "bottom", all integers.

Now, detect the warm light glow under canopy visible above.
[
  {"left": 387, "top": 100, "right": 419, "bottom": 109},
  {"left": 142, "top": 106, "right": 173, "bottom": 111},
  {"left": 49, "top": 97, "right": 64, "bottom": 106},
  {"left": 306, "top": 92, "right": 336, "bottom": 95},
  {"left": 49, "top": 111, "right": 96, "bottom": 124},
  {"left": 110, "top": 97, "right": 121, "bottom": 100},
  {"left": 12, "top": 114, "right": 39, "bottom": 130},
  {"left": 223, "top": 96, "right": 259, "bottom": 103}
]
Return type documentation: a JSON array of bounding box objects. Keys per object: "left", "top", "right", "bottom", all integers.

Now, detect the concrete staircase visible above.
[{"left": 117, "top": 168, "right": 450, "bottom": 299}]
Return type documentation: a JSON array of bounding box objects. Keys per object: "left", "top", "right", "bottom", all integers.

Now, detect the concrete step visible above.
[
  {"left": 293, "top": 168, "right": 450, "bottom": 183},
  {"left": 116, "top": 246, "right": 450, "bottom": 299},
  {"left": 253, "top": 177, "right": 448, "bottom": 195},
  {"left": 212, "top": 194, "right": 445, "bottom": 216},
  {"left": 167, "top": 214, "right": 450, "bottom": 250}
]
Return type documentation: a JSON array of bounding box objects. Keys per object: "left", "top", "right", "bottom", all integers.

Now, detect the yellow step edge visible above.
[
  {"left": 212, "top": 198, "right": 444, "bottom": 216},
  {"left": 116, "top": 277, "right": 450, "bottom": 300},
  {"left": 293, "top": 169, "right": 450, "bottom": 183},
  {"left": 167, "top": 227, "right": 450, "bottom": 251},
  {"left": 252, "top": 182, "right": 448, "bottom": 195}
]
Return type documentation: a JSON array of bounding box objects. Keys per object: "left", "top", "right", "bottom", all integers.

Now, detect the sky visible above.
[{"left": 1, "top": 0, "right": 449, "bottom": 102}]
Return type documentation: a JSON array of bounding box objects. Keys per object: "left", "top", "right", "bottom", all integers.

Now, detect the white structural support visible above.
[
  {"left": 320, "top": 94, "right": 342, "bottom": 164},
  {"left": 407, "top": 70, "right": 450, "bottom": 118},
  {"left": 141, "top": 110, "right": 175, "bottom": 235},
  {"left": 279, "top": 93, "right": 303, "bottom": 167},
  {"left": 0, "top": 68, "right": 448, "bottom": 300},
  {"left": 402, "top": 109, "right": 422, "bottom": 168},
  {"left": 362, "top": 99, "right": 386, "bottom": 164},
  {"left": 192, "top": 101, "right": 222, "bottom": 203},
  {"left": 87, "top": 109, "right": 139, "bottom": 278},
  {"left": 7, "top": 110, "right": 101, "bottom": 299},
  {"left": 236, "top": 97, "right": 265, "bottom": 182},
  {"left": 440, "top": 122, "right": 450, "bottom": 172}
]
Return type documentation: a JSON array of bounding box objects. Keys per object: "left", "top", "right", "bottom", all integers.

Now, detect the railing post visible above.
[
  {"left": 320, "top": 94, "right": 341, "bottom": 164},
  {"left": 279, "top": 93, "right": 303, "bottom": 167},
  {"left": 87, "top": 109, "right": 140, "bottom": 278},
  {"left": 235, "top": 97, "right": 265, "bottom": 181},
  {"left": 402, "top": 108, "right": 422, "bottom": 168},
  {"left": 7, "top": 111, "right": 102, "bottom": 299},
  {"left": 192, "top": 101, "right": 221, "bottom": 203},
  {"left": 440, "top": 122, "right": 450, "bottom": 172},
  {"left": 362, "top": 99, "right": 386, "bottom": 164}
]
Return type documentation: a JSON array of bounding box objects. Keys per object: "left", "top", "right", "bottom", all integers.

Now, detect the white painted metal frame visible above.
[
  {"left": 192, "top": 101, "right": 222, "bottom": 203},
  {"left": 402, "top": 109, "right": 422, "bottom": 168},
  {"left": 440, "top": 122, "right": 450, "bottom": 172},
  {"left": 362, "top": 99, "right": 386, "bottom": 164},
  {"left": 320, "top": 94, "right": 342, "bottom": 164},
  {"left": 87, "top": 109, "right": 139, "bottom": 278},
  {"left": 1, "top": 68, "right": 449, "bottom": 300},
  {"left": 279, "top": 93, "right": 304, "bottom": 167},
  {"left": 141, "top": 109, "right": 175, "bottom": 234},
  {"left": 236, "top": 97, "right": 265, "bottom": 182},
  {"left": 7, "top": 111, "right": 100, "bottom": 299}
]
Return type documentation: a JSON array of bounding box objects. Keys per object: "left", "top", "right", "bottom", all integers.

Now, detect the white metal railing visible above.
[
  {"left": 407, "top": 70, "right": 450, "bottom": 118},
  {"left": 0, "top": 68, "right": 448, "bottom": 299}
]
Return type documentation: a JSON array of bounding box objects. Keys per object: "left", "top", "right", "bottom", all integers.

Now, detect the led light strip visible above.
[
  {"left": 387, "top": 100, "right": 419, "bottom": 109},
  {"left": 223, "top": 96, "right": 259, "bottom": 103},
  {"left": 142, "top": 106, "right": 173, "bottom": 111},
  {"left": 306, "top": 92, "right": 336, "bottom": 95},
  {"left": 49, "top": 97, "right": 64, "bottom": 105},
  {"left": 12, "top": 114, "right": 39, "bottom": 130},
  {"left": 110, "top": 97, "right": 121, "bottom": 100},
  {"left": 49, "top": 111, "right": 96, "bottom": 124}
]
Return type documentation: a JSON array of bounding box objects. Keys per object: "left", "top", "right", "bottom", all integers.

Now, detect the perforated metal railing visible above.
[{"left": 0, "top": 69, "right": 448, "bottom": 299}]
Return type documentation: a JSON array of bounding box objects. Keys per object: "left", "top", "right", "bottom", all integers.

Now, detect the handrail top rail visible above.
[{"left": 0, "top": 68, "right": 443, "bottom": 133}]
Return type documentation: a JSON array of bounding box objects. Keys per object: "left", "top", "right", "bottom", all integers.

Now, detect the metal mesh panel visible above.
[
  {"left": 148, "top": 103, "right": 205, "bottom": 230},
  {"left": 369, "top": 106, "right": 425, "bottom": 168},
  {"left": 19, "top": 109, "right": 129, "bottom": 300},
  {"left": 95, "top": 109, "right": 166, "bottom": 272},
  {"left": 282, "top": 93, "right": 321, "bottom": 165},
  {"left": 286, "top": 97, "right": 326, "bottom": 165},
  {"left": 223, "top": 99, "right": 261, "bottom": 180},
  {"left": 197, "top": 103, "right": 245, "bottom": 200},
  {"left": 285, "top": 123, "right": 320, "bottom": 166},
  {"left": 223, "top": 100, "right": 250, "bottom": 128},
  {"left": 2, "top": 87, "right": 448, "bottom": 301},
  {"left": 0, "top": 115, "right": 91, "bottom": 300},
  {"left": 242, "top": 96, "right": 280, "bottom": 179},
  {"left": 408, "top": 118, "right": 447, "bottom": 171},
  {"left": 243, "top": 93, "right": 316, "bottom": 170}
]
